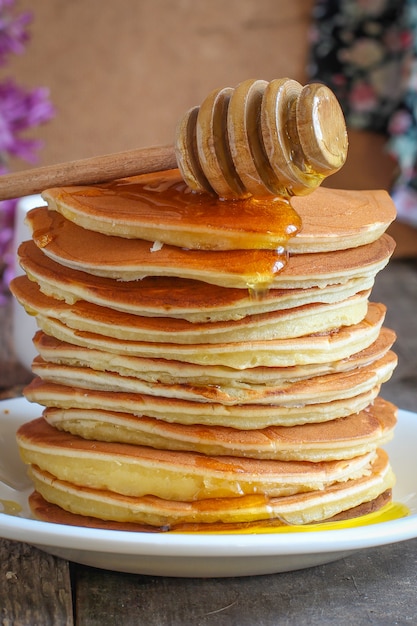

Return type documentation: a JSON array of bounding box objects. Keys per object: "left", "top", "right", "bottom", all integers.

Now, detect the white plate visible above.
[{"left": 1, "top": 397, "right": 417, "bottom": 578}]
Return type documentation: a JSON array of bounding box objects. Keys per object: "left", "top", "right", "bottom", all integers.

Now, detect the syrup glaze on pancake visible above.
[
  {"left": 26, "top": 206, "right": 395, "bottom": 289},
  {"left": 13, "top": 245, "right": 388, "bottom": 321},
  {"left": 43, "top": 397, "right": 397, "bottom": 461},
  {"left": 42, "top": 170, "right": 301, "bottom": 251},
  {"left": 41, "top": 170, "right": 396, "bottom": 252},
  {"left": 27, "top": 207, "right": 289, "bottom": 289},
  {"left": 21, "top": 214, "right": 395, "bottom": 291}
]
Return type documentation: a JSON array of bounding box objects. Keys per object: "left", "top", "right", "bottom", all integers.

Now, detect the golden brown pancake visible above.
[
  {"left": 12, "top": 267, "right": 378, "bottom": 327},
  {"left": 12, "top": 272, "right": 371, "bottom": 344},
  {"left": 25, "top": 448, "right": 394, "bottom": 527},
  {"left": 31, "top": 327, "right": 396, "bottom": 387},
  {"left": 12, "top": 255, "right": 381, "bottom": 323},
  {"left": 30, "top": 350, "right": 396, "bottom": 406},
  {"left": 25, "top": 206, "right": 395, "bottom": 289},
  {"left": 41, "top": 170, "right": 396, "bottom": 252},
  {"left": 30, "top": 302, "right": 386, "bottom": 369},
  {"left": 13, "top": 168, "right": 399, "bottom": 534},
  {"left": 27, "top": 488, "right": 393, "bottom": 531},
  {"left": 43, "top": 397, "right": 397, "bottom": 461},
  {"left": 17, "top": 417, "right": 381, "bottom": 501},
  {"left": 26, "top": 206, "right": 293, "bottom": 289},
  {"left": 19, "top": 222, "right": 395, "bottom": 291},
  {"left": 24, "top": 378, "right": 383, "bottom": 428}
]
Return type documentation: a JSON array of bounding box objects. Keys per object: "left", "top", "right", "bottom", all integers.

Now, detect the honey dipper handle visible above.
[{"left": 0, "top": 144, "right": 177, "bottom": 200}]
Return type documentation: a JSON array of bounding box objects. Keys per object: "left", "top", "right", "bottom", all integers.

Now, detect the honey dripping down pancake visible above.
[
  {"left": 15, "top": 234, "right": 395, "bottom": 310},
  {"left": 25, "top": 191, "right": 395, "bottom": 289},
  {"left": 14, "top": 99, "right": 401, "bottom": 530},
  {"left": 40, "top": 170, "right": 396, "bottom": 252}
]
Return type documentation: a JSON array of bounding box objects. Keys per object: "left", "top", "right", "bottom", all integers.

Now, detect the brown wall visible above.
[{"left": 9, "top": 0, "right": 312, "bottom": 168}]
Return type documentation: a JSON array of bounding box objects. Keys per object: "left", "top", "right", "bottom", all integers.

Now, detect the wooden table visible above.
[{"left": 1, "top": 259, "right": 417, "bottom": 626}]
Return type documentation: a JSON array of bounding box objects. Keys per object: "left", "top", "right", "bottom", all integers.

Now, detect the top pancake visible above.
[{"left": 41, "top": 169, "right": 396, "bottom": 252}]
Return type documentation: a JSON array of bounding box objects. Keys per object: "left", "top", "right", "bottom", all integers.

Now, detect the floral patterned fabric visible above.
[{"left": 308, "top": 0, "right": 417, "bottom": 226}]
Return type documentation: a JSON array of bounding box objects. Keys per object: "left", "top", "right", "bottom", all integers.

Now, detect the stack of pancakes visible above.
[{"left": 12, "top": 169, "right": 398, "bottom": 531}]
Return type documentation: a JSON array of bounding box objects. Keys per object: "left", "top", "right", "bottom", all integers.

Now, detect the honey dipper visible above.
[{"left": 0, "top": 78, "right": 347, "bottom": 201}]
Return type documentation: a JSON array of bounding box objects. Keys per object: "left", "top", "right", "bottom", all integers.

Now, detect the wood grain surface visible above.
[{"left": 0, "top": 540, "right": 73, "bottom": 625}]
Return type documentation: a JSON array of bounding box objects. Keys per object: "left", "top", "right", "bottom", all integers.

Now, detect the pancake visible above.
[
  {"left": 19, "top": 224, "right": 395, "bottom": 292},
  {"left": 14, "top": 249, "right": 386, "bottom": 324},
  {"left": 43, "top": 397, "right": 397, "bottom": 461},
  {"left": 30, "top": 350, "right": 396, "bottom": 406},
  {"left": 31, "top": 326, "right": 396, "bottom": 387},
  {"left": 31, "top": 296, "right": 368, "bottom": 346},
  {"left": 12, "top": 268, "right": 378, "bottom": 329},
  {"left": 27, "top": 488, "right": 393, "bottom": 531},
  {"left": 31, "top": 302, "right": 386, "bottom": 369},
  {"left": 24, "top": 378, "right": 383, "bottom": 428},
  {"left": 16, "top": 417, "right": 380, "bottom": 501},
  {"left": 25, "top": 206, "right": 394, "bottom": 289},
  {"left": 25, "top": 449, "right": 394, "bottom": 527},
  {"left": 41, "top": 170, "right": 396, "bottom": 252},
  {"left": 12, "top": 273, "right": 371, "bottom": 344},
  {"left": 26, "top": 206, "right": 292, "bottom": 289},
  {"left": 14, "top": 164, "right": 399, "bottom": 533}
]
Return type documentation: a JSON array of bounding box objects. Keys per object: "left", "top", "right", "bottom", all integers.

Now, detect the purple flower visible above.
[
  {"left": 0, "top": 79, "right": 55, "bottom": 168},
  {"left": 0, "top": 80, "right": 55, "bottom": 296},
  {"left": 0, "top": 2, "right": 55, "bottom": 301},
  {"left": 0, "top": 0, "right": 31, "bottom": 65}
]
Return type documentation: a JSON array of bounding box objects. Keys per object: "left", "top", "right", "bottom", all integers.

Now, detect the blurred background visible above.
[{"left": 7, "top": 0, "right": 312, "bottom": 168}]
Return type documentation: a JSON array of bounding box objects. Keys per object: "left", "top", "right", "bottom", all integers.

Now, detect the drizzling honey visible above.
[
  {"left": 98, "top": 173, "right": 302, "bottom": 251},
  {"left": 47, "top": 169, "right": 302, "bottom": 289}
]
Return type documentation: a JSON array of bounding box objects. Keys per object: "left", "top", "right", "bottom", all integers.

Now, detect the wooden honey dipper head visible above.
[{"left": 175, "top": 78, "right": 348, "bottom": 199}]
